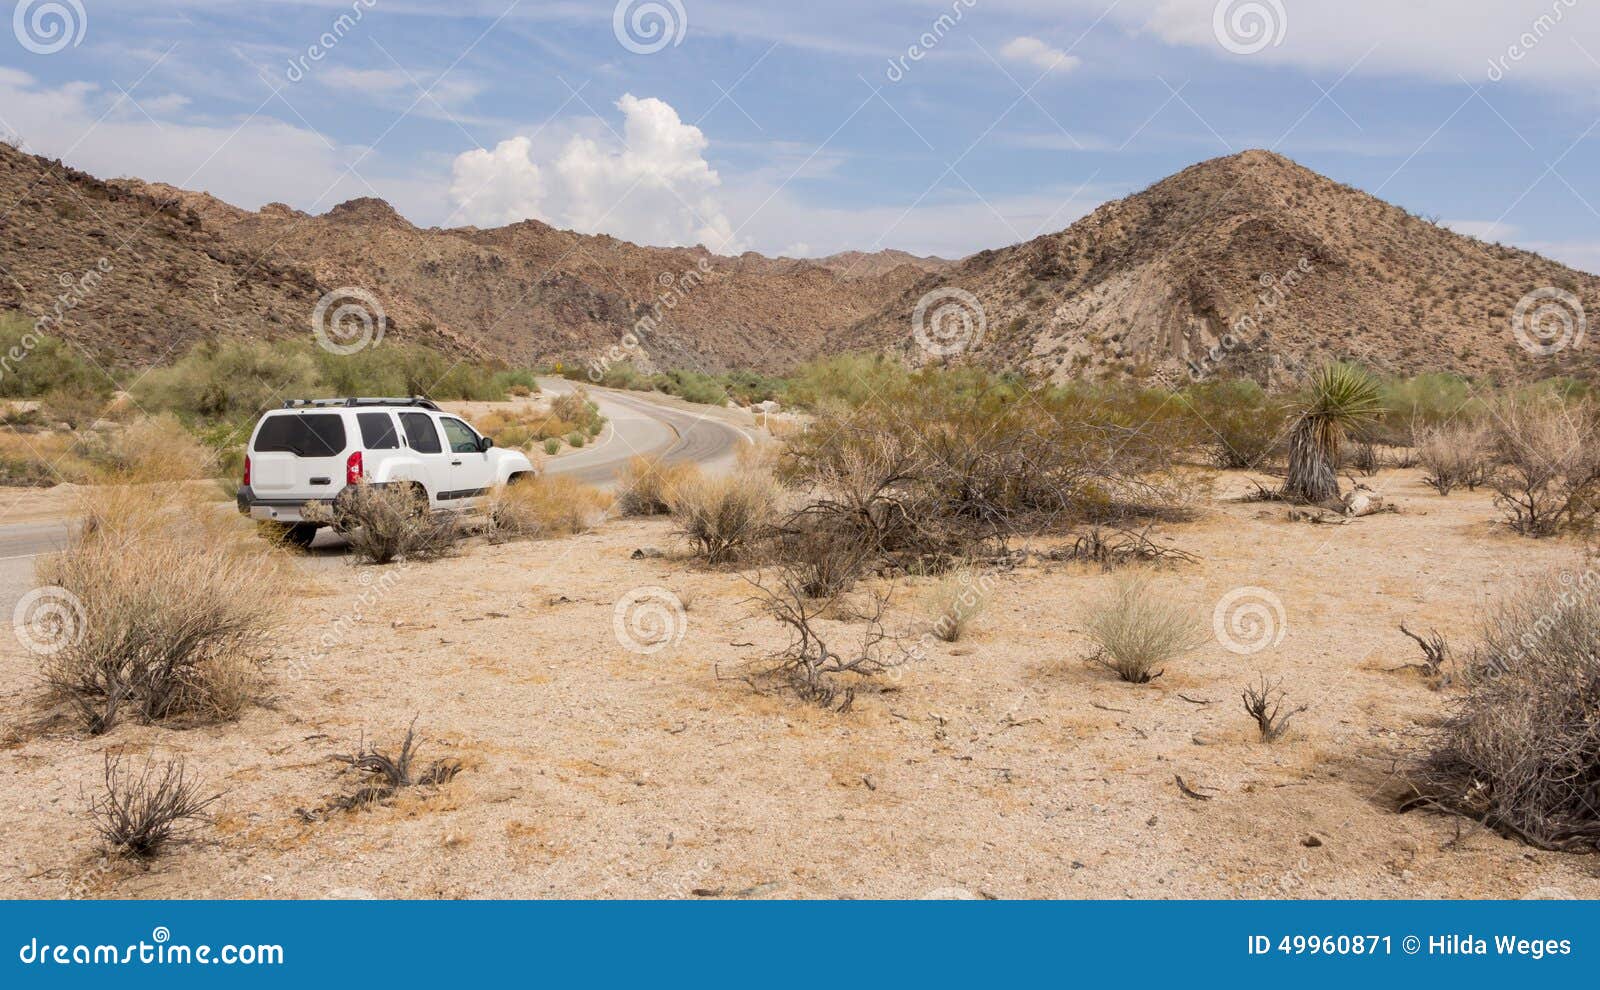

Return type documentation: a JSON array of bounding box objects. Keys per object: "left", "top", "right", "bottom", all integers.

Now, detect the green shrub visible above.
[
  {"left": 1181, "top": 378, "right": 1290, "bottom": 469},
  {"left": 542, "top": 437, "right": 561, "bottom": 455},
  {"left": 0, "top": 311, "right": 115, "bottom": 402},
  {"left": 566, "top": 431, "right": 586, "bottom": 448}
]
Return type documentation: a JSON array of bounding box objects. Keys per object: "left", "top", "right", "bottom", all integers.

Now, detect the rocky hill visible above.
[
  {"left": 842, "top": 150, "right": 1599, "bottom": 383},
  {"left": 4, "top": 142, "right": 1595, "bottom": 384}
]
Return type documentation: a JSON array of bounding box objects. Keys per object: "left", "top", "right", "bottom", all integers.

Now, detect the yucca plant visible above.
[{"left": 1282, "top": 363, "right": 1383, "bottom": 504}]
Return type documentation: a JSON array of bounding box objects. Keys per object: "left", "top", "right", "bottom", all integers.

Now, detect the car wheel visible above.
[{"left": 283, "top": 522, "right": 320, "bottom": 548}]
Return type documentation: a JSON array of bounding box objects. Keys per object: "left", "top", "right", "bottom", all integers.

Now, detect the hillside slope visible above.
[{"left": 843, "top": 150, "right": 1599, "bottom": 383}]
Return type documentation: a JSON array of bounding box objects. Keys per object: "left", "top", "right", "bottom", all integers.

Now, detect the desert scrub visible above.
[
  {"left": 927, "top": 567, "right": 991, "bottom": 642},
  {"left": 316, "top": 482, "right": 459, "bottom": 564},
  {"left": 36, "top": 485, "right": 289, "bottom": 732},
  {"left": 1412, "top": 570, "right": 1600, "bottom": 850},
  {"left": 1080, "top": 576, "right": 1205, "bottom": 683},
  {"left": 667, "top": 469, "right": 782, "bottom": 564},
  {"left": 87, "top": 754, "right": 221, "bottom": 858},
  {"left": 1417, "top": 420, "right": 1491, "bottom": 495},
  {"left": 1486, "top": 397, "right": 1600, "bottom": 536},
  {"left": 486, "top": 475, "right": 612, "bottom": 539},
  {"left": 616, "top": 455, "right": 700, "bottom": 516},
  {"left": 542, "top": 437, "right": 561, "bottom": 455}
]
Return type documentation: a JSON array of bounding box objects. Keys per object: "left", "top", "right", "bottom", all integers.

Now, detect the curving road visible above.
[{"left": 0, "top": 381, "right": 752, "bottom": 592}]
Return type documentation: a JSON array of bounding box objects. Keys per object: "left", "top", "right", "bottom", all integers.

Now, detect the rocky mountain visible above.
[
  {"left": 843, "top": 149, "right": 1599, "bottom": 383},
  {"left": 3, "top": 142, "right": 1595, "bottom": 384}
]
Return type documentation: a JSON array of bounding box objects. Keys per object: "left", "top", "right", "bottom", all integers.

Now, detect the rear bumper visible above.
[{"left": 236, "top": 485, "right": 332, "bottom": 524}]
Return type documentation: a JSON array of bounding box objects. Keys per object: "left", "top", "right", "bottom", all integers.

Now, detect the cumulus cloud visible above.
[
  {"left": 999, "top": 36, "right": 1080, "bottom": 74},
  {"left": 448, "top": 94, "right": 740, "bottom": 252}
]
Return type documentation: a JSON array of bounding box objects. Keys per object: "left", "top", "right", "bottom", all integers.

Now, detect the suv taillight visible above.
[
  {"left": 242, "top": 454, "right": 251, "bottom": 487},
  {"left": 346, "top": 450, "right": 364, "bottom": 486}
]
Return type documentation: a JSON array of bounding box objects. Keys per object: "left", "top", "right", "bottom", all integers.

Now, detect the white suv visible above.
[{"left": 236, "top": 397, "right": 535, "bottom": 546}]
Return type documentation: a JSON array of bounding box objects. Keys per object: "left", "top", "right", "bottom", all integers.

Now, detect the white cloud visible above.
[
  {"left": 1125, "top": 0, "right": 1599, "bottom": 87},
  {"left": 449, "top": 94, "right": 740, "bottom": 251},
  {"left": 317, "top": 67, "right": 410, "bottom": 94},
  {"left": 999, "top": 36, "right": 1081, "bottom": 74},
  {"left": 0, "top": 67, "right": 411, "bottom": 213}
]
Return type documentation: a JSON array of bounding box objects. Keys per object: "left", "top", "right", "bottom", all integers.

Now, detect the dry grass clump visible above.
[
  {"left": 37, "top": 486, "right": 288, "bottom": 733},
  {"left": 486, "top": 475, "right": 612, "bottom": 539},
  {"left": 927, "top": 567, "right": 990, "bottom": 642},
  {"left": 1486, "top": 398, "right": 1600, "bottom": 536},
  {"left": 1417, "top": 420, "right": 1492, "bottom": 495},
  {"left": 667, "top": 469, "right": 782, "bottom": 565},
  {"left": 616, "top": 455, "right": 700, "bottom": 516},
  {"left": 1411, "top": 571, "right": 1600, "bottom": 850},
  {"left": 1080, "top": 576, "right": 1206, "bottom": 683},
  {"left": 87, "top": 754, "right": 220, "bottom": 858},
  {"left": 313, "top": 482, "right": 459, "bottom": 564}
]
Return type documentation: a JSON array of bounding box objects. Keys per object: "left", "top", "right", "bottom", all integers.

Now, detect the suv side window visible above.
[
  {"left": 357, "top": 412, "right": 400, "bottom": 449},
  {"left": 399, "top": 412, "right": 442, "bottom": 454},
  {"left": 440, "top": 417, "right": 481, "bottom": 454}
]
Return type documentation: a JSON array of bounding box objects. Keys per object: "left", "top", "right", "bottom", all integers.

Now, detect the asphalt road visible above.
[{"left": 0, "top": 383, "right": 750, "bottom": 599}]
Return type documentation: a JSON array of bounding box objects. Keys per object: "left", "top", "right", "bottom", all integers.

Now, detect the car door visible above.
[
  {"left": 397, "top": 411, "right": 451, "bottom": 504},
  {"left": 437, "top": 415, "right": 495, "bottom": 500}
]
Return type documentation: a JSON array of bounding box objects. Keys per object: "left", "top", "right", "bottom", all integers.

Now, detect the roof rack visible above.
[{"left": 281, "top": 397, "right": 441, "bottom": 411}]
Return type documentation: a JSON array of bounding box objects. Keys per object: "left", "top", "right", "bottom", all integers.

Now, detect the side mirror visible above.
[{"left": 480, "top": 436, "right": 494, "bottom": 451}]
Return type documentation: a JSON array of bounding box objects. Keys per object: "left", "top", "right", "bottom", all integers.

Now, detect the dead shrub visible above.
[
  {"left": 37, "top": 487, "right": 286, "bottom": 733},
  {"left": 772, "top": 512, "right": 877, "bottom": 598},
  {"left": 1417, "top": 421, "right": 1492, "bottom": 496},
  {"left": 486, "top": 475, "right": 612, "bottom": 539},
  {"left": 747, "top": 566, "right": 902, "bottom": 711},
  {"left": 316, "top": 482, "right": 458, "bottom": 564},
  {"left": 299, "top": 718, "right": 462, "bottom": 818},
  {"left": 1051, "top": 525, "right": 1200, "bottom": 570},
  {"left": 87, "top": 754, "right": 221, "bottom": 858},
  {"left": 1241, "top": 674, "right": 1306, "bottom": 741},
  {"left": 616, "top": 455, "right": 699, "bottom": 516},
  {"left": 1487, "top": 398, "right": 1600, "bottom": 536},
  {"left": 1080, "top": 576, "right": 1205, "bottom": 683},
  {"left": 1409, "top": 571, "right": 1600, "bottom": 850},
  {"left": 667, "top": 469, "right": 781, "bottom": 564}
]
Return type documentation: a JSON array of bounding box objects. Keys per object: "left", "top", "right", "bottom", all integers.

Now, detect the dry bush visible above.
[
  {"left": 927, "top": 567, "right": 990, "bottom": 642},
  {"left": 1487, "top": 398, "right": 1600, "bottom": 536},
  {"left": 486, "top": 475, "right": 611, "bottom": 539},
  {"left": 1080, "top": 576, "right": 1205, "bottom": 683},
  {"left": 773, "top": 514, "right": 878, "bottom": 598},
  {"left": 667, "top": 469, "right": 782, "bottom": 564},
  {"left": 1411, "top": 571, "right": 1600, "bottom": 850},
  {"left": 616, "top": 455, "right": 699, "bottom": 516},
  {"left": 315, "top": 482, "right": 458, "bottom": 564},
  {"left": 87, "top": 754, "right": 220, "bottom": 858},
  {"left": 550, "top": 388, "right": 593, "bottom": 425},
  {"left": 300, "top": 718, "right": 462, "bottom": 819},
  {"left": 1052, "top": 526, "right": 1201, "bottom": 570},
  {"left": 38, "top": 486, "right": 287, "bottom": 733},
  {"left": 1417, "top": 420, "right": 1492, "bottom": 496},
  {"left": 1241, "top": 674, "right": 1306, "bottom": 742},
  {"left": 748, "top": 566, "right": 901, "bottom": 711},
  {"left": 79, "top": 414, "right": 218, "bottom": 484}
]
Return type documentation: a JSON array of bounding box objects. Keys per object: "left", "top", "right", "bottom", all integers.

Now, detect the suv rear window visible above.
[
  {"left": 254, "top": 414, "right": 346, "bottom": 457},
  {"left": 357, "top": 412, "right": 400, "bottom": 449}
]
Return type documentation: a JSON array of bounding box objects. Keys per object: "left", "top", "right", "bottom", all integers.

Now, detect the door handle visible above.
[{"left": 451, "top": 460, "right": 462, "bottom": 466}]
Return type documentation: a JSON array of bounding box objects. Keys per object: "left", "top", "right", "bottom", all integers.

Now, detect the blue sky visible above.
[{"left": 1, "top": 0, "right": 1596, "bottom": 271}]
